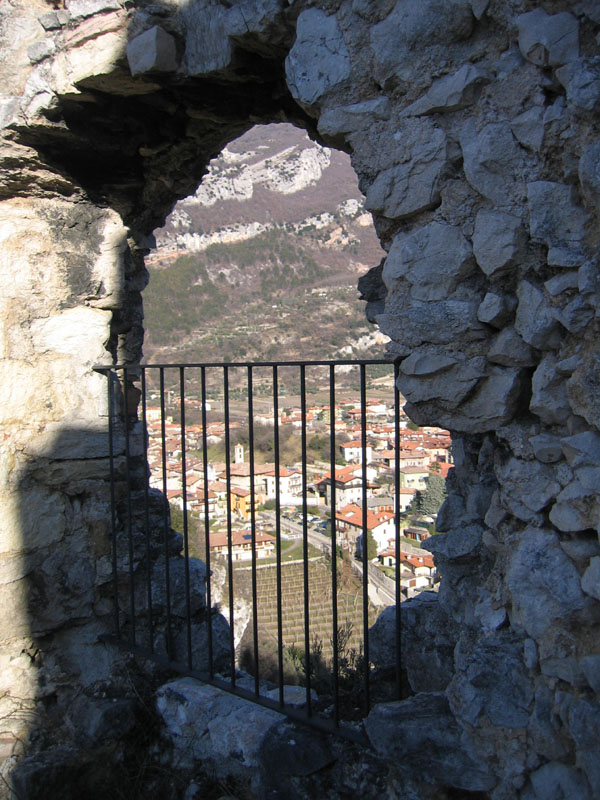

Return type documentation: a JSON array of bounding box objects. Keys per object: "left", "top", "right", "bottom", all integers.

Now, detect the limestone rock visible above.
[
  {"left": 554, "top": 295, "right": 594, "bottom": 334},
  {"left": 514, "top": 280, "right": 562, "bottom": 350},
  {"left": 317, "top": 97, "right": 391, "bottom": 139},
  {"left": 581, "top": 557, "right": 600, "bottom": 600},
  {"left": 398, "top": 357, "right": 484, "bottom": 405},
  {"left": 496, "top": 457, "right": 561, "bottom": 522},
  {"left": 402, "top": 63, "right": 490, "bottom": 116},
  {"left": 561, "top": 431, "right": 600, "bottom": 468},
  {"left": 399, "top": 349, "right": 458, "bottom": 376},
  {"left": 156, "top": 678, "right": 283, "bottom": 772},
  {"left": 365, "top": 693, "right": 495, "bottom": 792},
  {"left": 126, "top": 26, "right": 178, "bottom": 76},
  {"left": 530, "top": 355, "right": 571, "bottom": 425},
  {"left": 530, "top": 434, "right": 563, "bottom": 464},
  {"left": 285, "top": 9, "right": 351, "bottom": 107},
  {"left": 550, "top": 475, "right": 600, "bottom": 532},
  {"left": 424, "top": 524, "right": 483, "bottom": 561},
  {"left": 544, "top": 271, "right": 579, "bottom": 296},
  {"left": 448, "top": 633, "right": 533, "bottom": 728},
  {"left": 506, "top": 528, "right": 586, "bottom": 638},
  {"left": 567, "top": 357, "right": 600, "bottom": 428},
  {"left": 516, "top": 9, "right": 579, "bottom": 67},
  {"left": 527, "top": 181, "right": 590, "bottom": 264},
  {"left": 383, "top": 220, "right": 474, "bottom": 301},
  {"left": 529, "top": 762, "right": 591, "bottom": 800},
  {"left": 65, "top": 0, "right": 122, "bottom": 21},
  {"left": 556, "top": 58, "right": 600, "bottom": 112},
  {"left": 511, "top": 106, "right": 545, "bottom": 152},
  {"left": 377, "top": 299, "right": 484, "bottom": 352},
  {"left": 370, "top": 0, "right": 474, "bottom": 88},
  {"left": 487, "top": 327, "right": 535, "bottom": 367},
  {"left": 581, "top": 655, "right": 600, "bottom": 694},
  {"left": 477, "top": 292, "right": 515, "bottom": 328},
  {"left": 365, "top": 119, "right": 447, "bottom": 220},
  {"left": 461, "top": 120, "right": 524, "bottom": 205},
  {"left": 472, "top": 209, "right": 522, "bottom": 278}
]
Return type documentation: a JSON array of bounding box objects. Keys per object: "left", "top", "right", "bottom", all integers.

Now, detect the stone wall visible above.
[{"left": 1, "top": 0, "right": 599, "bottom": 797}]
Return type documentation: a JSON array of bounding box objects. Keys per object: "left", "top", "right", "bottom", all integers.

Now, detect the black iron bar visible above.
[
  {"left": 159, "top": 368, "right": 173, "bottom": 657},
  {"left": 360, "top": 364, "right": 370, "bottom": 714},
  {"left": 179, "top": 367, "right": 193, "bottom": 670},
  {"left": 394, "top": 360, "right": 402, "bottom": 699},
  {"left": 107, "top": 370, "right": 120, "bottom": 638},
  {"left": 200, "top": 367, "right": 214, "bottom": 677},
  {"left": 223, "top": 366, "right": 236, "bottom": 687},
  {"left": 247, "top": 365, "right": 260, "bottom": 696},
  {"left": 329, "top": 364, "right": 339, "bottom": 726},
  {"left": 122, "top": 367, "right": 136, "bottom": 645},
  {"left": 272, "top": 366, "right": 284, "bottom": 706},
  {"left": 97, "top": 358, "right": 391, "bottom": 371},
  {"left": 300, "top": 364, "right": 312, "bottom": 715},
  {"left": 141, "top": 369, "right": 154, "bottom": 652}
]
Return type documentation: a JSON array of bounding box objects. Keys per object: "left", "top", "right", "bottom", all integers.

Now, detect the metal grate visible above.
[{"left": 95, "top": 360, "right": 404, "bottom": 742}]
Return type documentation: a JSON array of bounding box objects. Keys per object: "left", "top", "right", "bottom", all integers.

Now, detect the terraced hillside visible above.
[{"left": 234, "top": 557, "right": 375, "bottom": 666}]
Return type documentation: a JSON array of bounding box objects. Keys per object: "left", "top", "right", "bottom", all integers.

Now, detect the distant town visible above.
[{"left": 144, "top": 388, "right": 452, "bottom": 601}]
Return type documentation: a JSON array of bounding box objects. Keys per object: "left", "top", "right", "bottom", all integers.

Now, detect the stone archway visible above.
[{"left": 1, "top": 1, "right": 600, "bottom": 797}]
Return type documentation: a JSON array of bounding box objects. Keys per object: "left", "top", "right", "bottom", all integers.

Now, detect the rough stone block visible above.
[
  {"left": 530, "top": 434, "right": 563, "bottom": 464},
  {"left": 156, "top": 678, "right": 283, "bottom": 772},
  {"left": 506, "top": 528, "right": 586, "bottom": 639},
  {"left": 556, "top": 58, "right": 600, "bottom": 112},
  {"left": 370, "top": 0, "right": 474, "bottom": 87},
  {"left": 365, "top": 693, "right": 495, "bottom": 792},
  {"left": 530, "top": 762, "right": 591, "bottom": 800},
  {"left": 461, "top": 120, "right": 523, "bottom": 204},
  {"left": 65, "top": 0, "right": 122, "bottom": 21},
  {"left": 487, "top": 327, "right": 535, "bottom": 367},
  {"left": 317, "top": 97, "right": 390, "bottom": 139},
  {"left": 511, "top": 106, "right": 545, "bottom": 152},
  {"left": 383, "top": 220, "right": 473, "bottom": 300},
  {"left": 515, "top": 280, "right": 562, "bottom": 350},
  {"left": 472, "top": 209, "right": 522, "bottom": 278},
  {"left": 530, "top": 355, "right": 571, "bottom": 425},
  {"left": 365, "top": 119, "right": 447, "bottom": 220},
  {"left": 127, "top": 26, "right": 177, "bottom": 76},
  {"left": 527, "top": 181, "right": 589, "bottom": 260},
  {"left": 496, "top": 457, "right": 562, "bottom": 522},
  {"left": 285, "top": 9, "right": 350, "bottom": 106},
  {"left": 402, "top": 63, "right": 490, "bottom": 116},
  {"left": 477, "top": 292, "right": 514, "bottom": 328},
  {"left": 516, "top": 9, "right": 579, "bottom": 66}
]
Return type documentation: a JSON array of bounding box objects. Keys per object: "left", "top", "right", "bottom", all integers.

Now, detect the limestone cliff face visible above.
[{"left": 1, "top": 0, "right": 600, "bottom": 797}]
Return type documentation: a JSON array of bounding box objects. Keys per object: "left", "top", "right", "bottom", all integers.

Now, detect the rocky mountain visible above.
[{"left": 143, "top": 123, "right": 387, "bottom": 364}]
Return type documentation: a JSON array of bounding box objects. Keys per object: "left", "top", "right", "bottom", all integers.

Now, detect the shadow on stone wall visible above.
[{"left": 4, "top": 423, "right": 234, "bottom": 799}]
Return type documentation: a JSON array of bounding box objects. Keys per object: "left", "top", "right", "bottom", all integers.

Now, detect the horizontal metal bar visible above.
[
  {"left": 98, "top": 634, "right": 370, "bottom": 747},
  {"left": 93, "top": 358, "right": 395, "bottom": 371}
]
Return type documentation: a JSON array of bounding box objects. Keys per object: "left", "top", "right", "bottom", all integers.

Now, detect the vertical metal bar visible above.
[
  {"left": 141, "top": 369, "right": 154, "bottom": 652},
  {"left": 180, "top": 366, "right": 193, "bottom": 670},
  {"left": 122, "top": 367, "right": 136, "bottom": 646},
  {"left": 273, "top": 366, "right": 284, "bottom": 706},
  {"left": 394, "top": 360, "right": 402, "bottom": 699},
  {"left": 360, "top": 364, "right": 370, "bottom": 714},
  {"left": 300, "top": 364, "right": 312, "bottom": 714},
  {"left": 107, "top": 369, "right": 120, "bottom": 638},
  {"left": 201, "top": 367, "right": 214, "bottom": 677},
  {"left": 223, "top": 365, "right": 236, "bottom": 687},
  {"left": 329, "top": 364, "right": 339, "bottom": 725},
  {"left": 247, "top": 366, "right": 260, "bottom": 696},
  {"left": 159, "top": 368, "right": 173, "bottom": 658}
]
